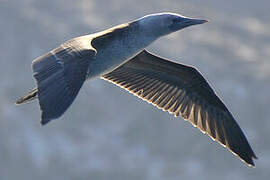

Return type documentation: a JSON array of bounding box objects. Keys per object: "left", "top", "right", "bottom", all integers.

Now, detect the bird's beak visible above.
[
  {"left": 170, "top": 16, "right": 209, "bottom": 31},
  {"left": 183, "top": 17, "right": 209, "bottom": 26}
]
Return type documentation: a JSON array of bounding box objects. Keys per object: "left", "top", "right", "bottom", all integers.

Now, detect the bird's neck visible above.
[
  {"left": 91, "top": 21, "right": 157, "bottom": 54},
  {"left": 88, "top": 22, "right": 157, "bottom": 78}
]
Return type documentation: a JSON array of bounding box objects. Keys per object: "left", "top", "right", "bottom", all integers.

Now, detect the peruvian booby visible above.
[{"left": 15, "top": 13, "right": 257, "bottom": 166}]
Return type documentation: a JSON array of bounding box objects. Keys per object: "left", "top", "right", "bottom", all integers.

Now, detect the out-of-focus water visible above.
[{"left": 0, "top": 0, "right": 269, "bottom": 179}]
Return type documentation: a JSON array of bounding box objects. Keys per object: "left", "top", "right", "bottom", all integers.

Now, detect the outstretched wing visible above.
[
  {"left": 102, "top": 50, "right": 256, "bottom": 166},
  {"left": 32, "top": 37, "right": 96, "bottom": 125}
]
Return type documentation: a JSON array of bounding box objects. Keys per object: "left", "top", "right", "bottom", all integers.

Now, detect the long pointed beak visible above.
[
  {"left": 183, "top": 18, "right": 209, "bottom": 26},
  {"left": 170, "top": 16, "right": 209, "bottom": 31}
]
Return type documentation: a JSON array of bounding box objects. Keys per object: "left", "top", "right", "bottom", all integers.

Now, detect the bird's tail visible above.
[{"left": 15, "top": 88, "right": 38, "bottom": 105}]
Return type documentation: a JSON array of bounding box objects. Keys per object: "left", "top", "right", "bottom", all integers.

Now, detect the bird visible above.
[{"left": 15, "top": 12, "right": 257, "bottom": 166}]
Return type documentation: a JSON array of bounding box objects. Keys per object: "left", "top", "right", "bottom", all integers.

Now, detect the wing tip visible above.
[
  {"left": 245, "top": 155, "right": 257, "bottom": 168},
  {"left": 226, "top": 142, "right": 257, "bottom": 167},
  {"left": 40, "top": 115, "right": 52, "bottom": 126},
  {"left": 40, "top": 110, "right": 60, "bottom": 125},
  {"left": 247, "top": 152, "right": 258, "bottom": 167},
  {"left": 41, "top": 119, "right": 49, "bottom": 126}
]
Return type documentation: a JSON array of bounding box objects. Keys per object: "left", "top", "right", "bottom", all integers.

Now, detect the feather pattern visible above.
[
  {"left": 32, "top": 38, "right": 96, "bottom": 125},
  {"left": 102, "top": 50, "right": 256, "bottom": 166}
]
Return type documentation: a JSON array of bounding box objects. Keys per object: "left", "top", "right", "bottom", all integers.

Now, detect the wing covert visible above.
[{"left": 32, "top": 37, "right": 96, "bottom": 125}]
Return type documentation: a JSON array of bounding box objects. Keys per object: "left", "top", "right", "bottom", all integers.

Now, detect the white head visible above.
[{"left": 138, "top": 12, "right": 208, "bottom": 38}]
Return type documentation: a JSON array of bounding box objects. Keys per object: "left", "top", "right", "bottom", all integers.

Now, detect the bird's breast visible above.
[{"left": 87, "top": 36, "right": 152, "bottom": 79}]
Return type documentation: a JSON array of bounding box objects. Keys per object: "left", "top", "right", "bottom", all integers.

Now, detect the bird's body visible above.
[
  {"left": 16, "top": 13, "right": 257, "bottom": 167},
  {"left": 89, "top": 22, "right": 151, "bottom": 78}
]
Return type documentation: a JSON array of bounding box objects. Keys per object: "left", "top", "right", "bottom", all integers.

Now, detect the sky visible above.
[{"left": 0, "top": 0, "right": 269, "bottom": 179}]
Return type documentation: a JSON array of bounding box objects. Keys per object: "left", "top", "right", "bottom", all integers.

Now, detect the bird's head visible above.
[{"left": 138, "top": 12, "right": 208, "bottom": 37}]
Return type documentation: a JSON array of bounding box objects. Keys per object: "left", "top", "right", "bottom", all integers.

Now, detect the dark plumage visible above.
[
  {"left": 102, "top": 50, "right": 257, "bottom": 166},
  {"left": 15, "top": 13, "right": 256, "bottom": 166}
]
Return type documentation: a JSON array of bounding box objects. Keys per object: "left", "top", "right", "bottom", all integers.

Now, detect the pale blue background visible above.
[{"left": 0, "top": 0, "right": 269, "bottom": 179}]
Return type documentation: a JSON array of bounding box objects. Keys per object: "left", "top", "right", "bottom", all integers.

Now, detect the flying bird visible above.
[{"left": 15, "top": 13, "right": 257, "bottom": 166}]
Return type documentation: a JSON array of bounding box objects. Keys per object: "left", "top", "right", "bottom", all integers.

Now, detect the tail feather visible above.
[{"left": 15, "top": 88, "right": 38, "bottom": 105}]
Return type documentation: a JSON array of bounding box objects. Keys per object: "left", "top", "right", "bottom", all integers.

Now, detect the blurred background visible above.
[{"left": 1, "top": 0, "right": 269, "bottom": 179}]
